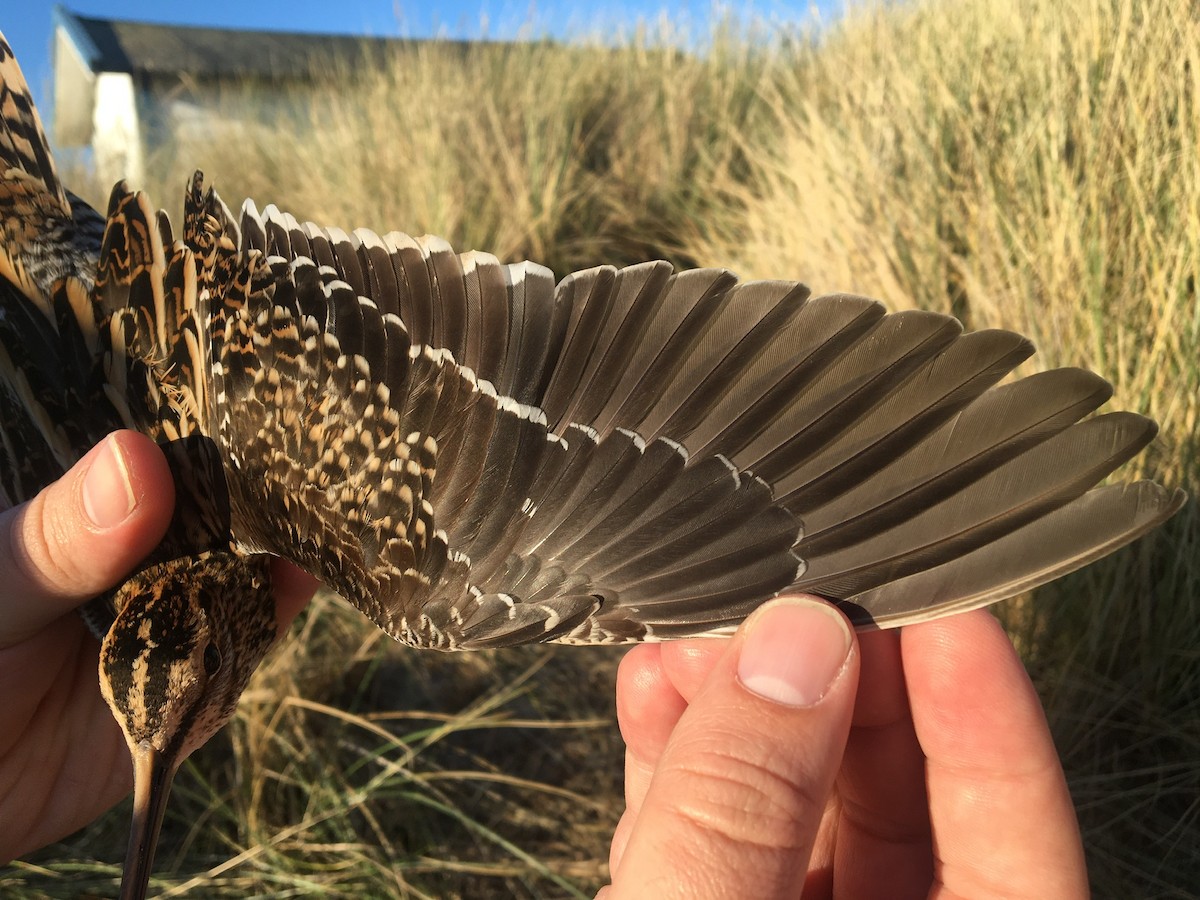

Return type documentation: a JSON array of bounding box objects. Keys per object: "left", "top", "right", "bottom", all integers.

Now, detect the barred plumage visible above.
[{"left": 0, "top": 30, "right": 1184, "bottom": 899}]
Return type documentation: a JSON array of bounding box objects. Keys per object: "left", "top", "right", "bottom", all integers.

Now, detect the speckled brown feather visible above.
[
  {"left": 0, "top": 38, "right": 232, "bottom": 650},
  {"left": 204, "top": 194, "right": 1180, "bottom": 644}
]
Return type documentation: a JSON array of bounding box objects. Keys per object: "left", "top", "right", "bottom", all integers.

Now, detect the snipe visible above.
[{"left": 0, "top": 30, "right": 1185, "bottom": 900}]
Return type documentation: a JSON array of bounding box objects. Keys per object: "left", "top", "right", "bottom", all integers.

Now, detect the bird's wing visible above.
[
  {"left": 0, "top": 34, "right": 230, "bottom": 648},
  {"left": 0, "top": 34, "right": 120, "bottom": 501},
  {"left": 0, "top": 35, "right": 106, "bottom": 312},
  {"left": 159, "top": 179, "right": 1181, "bottom": 647},
  {"left": 5, "top": 29, "right": 1174, "bottom": 646},
  {"left": 89, "top": 181, "right": 215, "bottom": 443},
  {"left": 169, "top": 182, "right": 798, "bottom": 647},
  {"left": 0, "top": 34, "right": 72, "bottom": 295}
]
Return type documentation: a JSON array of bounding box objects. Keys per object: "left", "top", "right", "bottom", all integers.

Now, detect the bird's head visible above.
[{"left": 98, "top": 551, "right": 276, "bottom": 900}]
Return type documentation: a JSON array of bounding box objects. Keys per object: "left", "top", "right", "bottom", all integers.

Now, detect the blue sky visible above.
[{"left": 5, "top": 2, "right": 843, "bottom": 113}]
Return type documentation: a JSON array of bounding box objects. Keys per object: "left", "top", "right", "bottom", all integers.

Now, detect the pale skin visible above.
[
  {"left": 0, "top": 431, "right": 316, "bottom": 860},
  {"left": 0, "top": 430, "right": 1089, "bottom": 898}
]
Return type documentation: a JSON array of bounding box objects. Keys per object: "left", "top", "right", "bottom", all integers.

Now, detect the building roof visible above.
[{"left": 53, "top": 5, "right": 469, "bottom": 81}]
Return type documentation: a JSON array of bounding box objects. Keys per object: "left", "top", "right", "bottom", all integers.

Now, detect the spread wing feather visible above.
[
  {"left": 0, "top": 41, "right": 173, "bottom": 491},
  {"left": 0, "top": 26, "right": 1185, "bottom": 651},
  {"left": 177, "top": 186, "right": 1180, "bottom": 646},
  {"left": 841, "top": 481, "right": 1178, "bottom": 625}
]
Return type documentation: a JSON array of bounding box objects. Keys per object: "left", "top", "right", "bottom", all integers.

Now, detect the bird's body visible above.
[{"left": 0, "top": 29, "right": 1185, "bottom": 899}]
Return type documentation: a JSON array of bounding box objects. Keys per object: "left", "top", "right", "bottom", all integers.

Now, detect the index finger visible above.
[{"left": 902, "top": 610, "right": 1088, "bottom": 898}]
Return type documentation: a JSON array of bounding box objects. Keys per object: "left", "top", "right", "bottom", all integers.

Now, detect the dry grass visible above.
[
  {"left": 6, "top": 0, "right": 1198, "bottom": 896},
  {"left": 129, "top": 29, "right": 774, "bottom": 277}
]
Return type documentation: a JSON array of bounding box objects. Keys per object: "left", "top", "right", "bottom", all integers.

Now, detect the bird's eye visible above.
[{"left": 202, "top": 642, "right": 222, "bottom": 676}]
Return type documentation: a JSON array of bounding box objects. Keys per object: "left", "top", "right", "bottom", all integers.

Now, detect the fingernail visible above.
[
  {"left": 82, "top": 435, "right": 137, "bottom": 529},
  {"left": 737, "top": 597, "right": 852, "bottom": 708}
]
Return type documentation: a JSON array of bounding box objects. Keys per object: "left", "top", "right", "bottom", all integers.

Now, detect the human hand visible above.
[
  {"left": 603, "top": 596, "right": 1088, "bottom": 899},
  {"left": 0, "top": 431, "right": 316, "bottom": 861}
]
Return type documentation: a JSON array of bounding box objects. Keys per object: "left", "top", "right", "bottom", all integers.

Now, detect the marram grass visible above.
[{"left": 9, "top": 0, "right": 1198, "bottom": 896}]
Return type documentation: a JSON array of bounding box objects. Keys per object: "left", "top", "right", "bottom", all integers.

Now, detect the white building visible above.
[{"left": 51, "top": 6, "right": 448, "bottom": 188}]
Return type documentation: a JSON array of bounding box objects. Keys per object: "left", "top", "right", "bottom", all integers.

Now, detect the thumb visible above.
[
  {"left": 0, "top": 431, "right": 174, "bottom": 647},
  {"left": 608, "top": 597, "right": 859, "bottom": 899}
]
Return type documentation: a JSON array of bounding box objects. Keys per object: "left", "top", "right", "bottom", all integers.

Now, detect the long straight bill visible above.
[{"left": 120, "top": 742, "right": 177, "bottom": 900}]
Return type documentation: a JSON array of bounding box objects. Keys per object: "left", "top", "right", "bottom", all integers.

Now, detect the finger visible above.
[
  {"left": 612, "top": 644, "right": 689, "bottom": 874},
  {"left": 613, "top": 642, "right": 727, "bottom": 876},
  {"left": 0, "top": 614, "right": 132, "bottom": 860},
  {"left": 616, "top": 643, "right": 689, "bottom": 809},
  {"left": 658, "top": 637, "right": 731, "bottom": 702},
  {"left": 617, "top": 645, "right": 690, "bottom": 765},
  {"left": 828, "top": 627, "right": 933, "bottom": 898},
  {"left": 606, "top": 805, "right": 638, "bottom": 881},
  {"left": 0, "top": 431, "right": 174, "bottom": 647},
  {"left": 608, "top": 596, "right": 859, "bottom": 898},
  {"left": 903, "top": 610, "right": 1088, "bottom": 899},
  {"left": 269, "top": 559, "right": 319, "bottom": 631}
]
